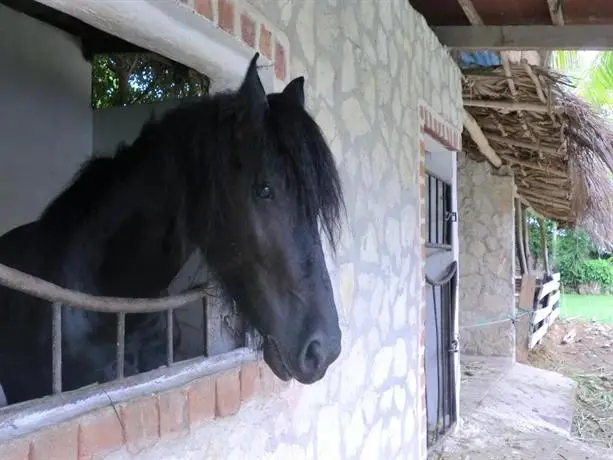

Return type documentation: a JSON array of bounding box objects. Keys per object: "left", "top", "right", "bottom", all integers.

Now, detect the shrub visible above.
[
  {"left": 582, "top": 259, "right": 613, "bottom": 287},
  {"left": 560, "top": 258, "right": 613, "bottom": 289}
]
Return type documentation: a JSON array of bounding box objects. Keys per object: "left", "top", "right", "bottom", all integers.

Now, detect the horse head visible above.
[{"left": 194, "top": 54, "right": 344, "bottom": 384}]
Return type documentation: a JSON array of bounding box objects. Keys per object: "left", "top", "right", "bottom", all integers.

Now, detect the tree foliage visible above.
[
  {"left": 91, "top": 52, "right": 210, "bottom": 109},
  {"left": 526, "top": 211, "right": 612, "bottom": 289},
  {"left": 550, "top": 50, "right": 613, "bottom": 114}
]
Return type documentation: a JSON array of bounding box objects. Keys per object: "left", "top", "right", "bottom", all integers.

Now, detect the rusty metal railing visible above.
[{"left": 0, "top": 261, "right": 211, "bottom": 395}]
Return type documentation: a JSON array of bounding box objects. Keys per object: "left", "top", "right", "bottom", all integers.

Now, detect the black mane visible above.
[
  {"left": 38, "top": 88, "right": 345, "bottom": 267},
  {"left": 266, "top": 93, "right": 345, "bottom": 251}
]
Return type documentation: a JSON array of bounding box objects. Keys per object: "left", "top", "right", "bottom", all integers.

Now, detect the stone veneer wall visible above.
[
  {"left": 458, "top": 153, "right": 516, "bottom": 357},
  {"left": 0, "top": 0, "right": 463, "bottom": 459}
]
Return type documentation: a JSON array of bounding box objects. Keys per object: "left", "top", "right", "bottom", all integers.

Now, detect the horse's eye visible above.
[{"left": 254, "top": 182, "right": 274, "bottom": 200}]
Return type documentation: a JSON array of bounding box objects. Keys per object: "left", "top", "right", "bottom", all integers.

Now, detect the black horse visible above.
[{"left": 0, "top": 53, "right": 344, "bottom": 406}]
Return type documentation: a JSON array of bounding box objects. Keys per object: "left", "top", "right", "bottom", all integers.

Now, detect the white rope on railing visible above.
[{"left": 0, "top": 261, "right": 209, "bottom": 313}]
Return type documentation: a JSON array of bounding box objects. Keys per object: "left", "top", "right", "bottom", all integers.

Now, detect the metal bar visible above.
[
  {"left": 445, "top": 184, "right": 453, "bottom": 246},
  {"left": 202, "top": 297, "right": 208, "bottom": 357},
  {"left": 167, "top": 309, "right": 174, "bottom": 366},
  {"left": 427, "top": 175, "right": 433, "bottom": 244},
  {"left": 52, "top": 302, "right": 62, "bottom": 394},
  {"left": 116, "top": 312, "right": 126, "bottom": 379},
  {"left": 434, "top": 179, "right": 441, "bottom": 244},
  {"left": 442, "top": 183, "right": 447, "bottom": 246}
]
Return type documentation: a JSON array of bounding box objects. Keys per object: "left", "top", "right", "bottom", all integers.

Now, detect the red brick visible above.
[
  {"left": 218, "top": 0, "right": 234, "bottom": 34},
  {"left": 258, "top": 362, "right": 285, "bottom": 395},
  {"left": 187, "top": 376, "right": 215, "bottom": 425},
  {"left": 240, "top": 14, "right": 256, "bottom": 47},
  {"left": 78, "top": 408, "right": 124, "bottom": 460},
  {"left": 0, "top": 438, "right": 30, "bottom": 460},
  {"left": 239, "top": 362, "right": 259, "bottom": 402},
  {"left": 259, "top": 25, "right": 273, "bottom": 59},
  {"left": 274, "top": 41, "right": 286, "bottom": 81},
  {"left": 120, "top": 396, "right": 159, "bottom": 454},
  {"left": 194, "top": 0, "right": 214, "bottom": 20},
  {"left": 215, "top": 369, "right": 241, "bottom": 417},
  {"left": 31, "top": 422, "right": 78, "bottom": 460},
  {"left": 158, "top": 388, "right": 188, "bottom": 439}
]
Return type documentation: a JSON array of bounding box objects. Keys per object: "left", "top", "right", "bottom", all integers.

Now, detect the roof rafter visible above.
[
  {"left": 434, "top": 25, "right": 613, "bottom": 50},
  {"left": 547, "top": 0, "right": 565, "bottom": 25}
]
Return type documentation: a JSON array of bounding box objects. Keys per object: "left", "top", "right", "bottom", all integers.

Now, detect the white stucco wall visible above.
[
  {"left": 458, "top": 153, "right": 516, "bottom": 358},
  {"left": 102, "top": 1, "right": 464, "bottom": 459},
  {"left": 0, "top": 4, "right": 92, "bottom": 235},
  {"left": 0, "top": 1, "right": 463, "bottom": 458}
]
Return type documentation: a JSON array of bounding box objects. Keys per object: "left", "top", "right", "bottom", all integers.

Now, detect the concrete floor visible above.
[{"left": 429, "top": 355, "right": 613, "bottom": 459}]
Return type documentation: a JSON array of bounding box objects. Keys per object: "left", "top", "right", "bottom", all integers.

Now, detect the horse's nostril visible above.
[{"left": 299, "top": 337, "right": 325, "bottom": 376}]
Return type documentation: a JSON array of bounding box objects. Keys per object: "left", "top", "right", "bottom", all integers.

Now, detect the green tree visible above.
[
  {"left": 91, "top": 52, "right": 210, "bottom": 109},
  {"left": 550, "top": 50, "right": 613, "bottom": 113}
]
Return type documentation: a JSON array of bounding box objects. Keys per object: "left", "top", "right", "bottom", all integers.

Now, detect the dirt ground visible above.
[{"left": 526, "top": 319, "right": 613, "bottom": 449}]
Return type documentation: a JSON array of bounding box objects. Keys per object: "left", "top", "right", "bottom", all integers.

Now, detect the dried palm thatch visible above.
[{"left": 462, "top": 64, "right": 613, "bottom": 249}]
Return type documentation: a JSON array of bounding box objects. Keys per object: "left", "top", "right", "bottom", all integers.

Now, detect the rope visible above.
[
  {"left": 459, "top": 307, "right": 533, "bottom": 330},
  {"left": 0, "top": 261, "right": 209, "bottom": 313}
]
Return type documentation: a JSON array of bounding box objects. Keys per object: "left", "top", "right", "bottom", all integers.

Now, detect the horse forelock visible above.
[{"left": 264, "top": 97, "right": 345, "bottom": 252}]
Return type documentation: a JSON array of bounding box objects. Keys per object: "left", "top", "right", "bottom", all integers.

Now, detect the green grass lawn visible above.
[{"left": 560, "top": 292, "right": 613, "bottom": 323}]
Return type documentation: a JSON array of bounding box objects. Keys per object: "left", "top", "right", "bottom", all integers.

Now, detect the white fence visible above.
[{"left": 528, "top": 272, "right": 561, "bottom": 349}]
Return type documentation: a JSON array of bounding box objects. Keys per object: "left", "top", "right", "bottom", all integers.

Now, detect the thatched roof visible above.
[{"left": 462, "top": 64, "right": 613, "bottom": 249}]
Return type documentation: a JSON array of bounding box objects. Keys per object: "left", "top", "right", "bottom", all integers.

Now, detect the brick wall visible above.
[
  {"left": 186, "top": 0, "right": 288, "bottom": 82},
  {"left": 0, "top": 361, "right": 287, "bottom": 460},
  {"left": 418, "top": 103, "right": 462, "bottom": 458},
  {"left": 0, "top": 1, "right": 290, "bottom": 459}
]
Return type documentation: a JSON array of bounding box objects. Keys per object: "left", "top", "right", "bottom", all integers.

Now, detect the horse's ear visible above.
[
  {"left": 239, "top": 53, "right": 268, "bottom": 109},
  {"left": 282, "top": 77, "right": 305, "bottom": 107}
]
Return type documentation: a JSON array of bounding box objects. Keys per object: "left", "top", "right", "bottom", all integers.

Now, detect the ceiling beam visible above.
[
  {"left": 457, "top": 0, "right": 483, "bottom": 25},
  {"left": 434, "top": 25, "right": 613, "bottom": 50},
  {"left": 547, "top": 0, "right": 565, "bottom": 25},
  {"left": 463, "top": 110, "right": 503, "bottom": 168}
]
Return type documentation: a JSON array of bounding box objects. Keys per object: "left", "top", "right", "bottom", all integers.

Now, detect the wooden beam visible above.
[
  {"left": 515, "top": 198, "right": 528, "bottom": 274},
  {"left": 547, "top": 0, "right": 565, "bottom": 25},
  {"left": 463, "top": 110, "right": 503, "bottom": 168},
  {"left": 457, "top": 0, "right": 483, "bottom": 25},
  {"left": 517, "top": 187, "right": 569, "bottom": 205},
  {"left": 433, "top": 25, "right": 613, "bottom": 50},
  {"left": 485, "top": 133, "right": 560, "bottom": 156},
  {"left": 538, "top": 217, "right": 551, "bottom": 275},
  {"left": 464, "top": 99, "right": 556, "bottom": 113},
  {"left": 503, "top": 155, "right": 567, "bottom": 178},
  {"left": 521, "top": 205, "right": 531, "bottom": 269}
]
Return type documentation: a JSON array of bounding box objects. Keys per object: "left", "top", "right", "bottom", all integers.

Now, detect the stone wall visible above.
[
  {"left": 0, "top": 0, "right": 463, "bottom": 459},
  {"left": 458, "top": 153, "right": 516, "bottom": 358}
]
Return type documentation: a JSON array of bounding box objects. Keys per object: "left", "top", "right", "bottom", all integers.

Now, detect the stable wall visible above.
[
  {"left": 457, "top": 153, "right": 516, "bottom": 357},
  {"left": 0, "top": 0, "right": 463, "bottom": 459},
  {"left": 113, "top": 0, "right": 462, "bottom": 457},
  {"left": 0, "top": 4, "right": 92, "bottom": 236}
]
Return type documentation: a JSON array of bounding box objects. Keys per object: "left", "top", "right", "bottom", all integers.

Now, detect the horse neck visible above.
[
  {"left": 93, "top": 205, "right": 193, "bottom": 298},
  {"left": 58, "top": 157, "right": 193, "bottom": 297}
]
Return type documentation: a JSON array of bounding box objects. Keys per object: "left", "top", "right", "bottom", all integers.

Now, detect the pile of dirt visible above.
[{"left": 527, "top": 319, "right": 613, "bottom": 449}]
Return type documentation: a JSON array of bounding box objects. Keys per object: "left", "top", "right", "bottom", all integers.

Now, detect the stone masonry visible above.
[
  {"left": 0, "top": 0, "right": 463, "bottom": 459},
  {"left": 458, "top": 153, "right": 516, "bottom": 358}
]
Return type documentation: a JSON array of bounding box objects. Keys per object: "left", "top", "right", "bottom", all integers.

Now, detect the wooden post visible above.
[
  {"left": 515, "top": 198, "right": 527, "bottom": 274},
  {"left": 522, "top": 205, "right": 530, "bottom": 270},
  {"left": 538, "top": 217, "right": 551, "bottom": 275}
]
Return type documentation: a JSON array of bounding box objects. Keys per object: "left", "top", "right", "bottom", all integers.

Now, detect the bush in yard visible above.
[
  {"left": 560, "top": 257, "right": 613, "bottom": 291},
  {"left": 574, "top": 259, "right": 613, "bottom": 293}
]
